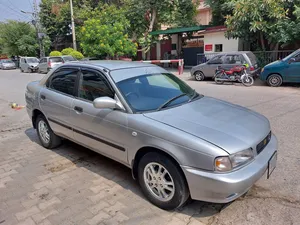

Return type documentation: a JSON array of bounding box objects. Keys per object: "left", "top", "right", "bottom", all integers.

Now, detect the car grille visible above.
[{"left": 256, "top": 131, "right": 272, "bottom": 154}]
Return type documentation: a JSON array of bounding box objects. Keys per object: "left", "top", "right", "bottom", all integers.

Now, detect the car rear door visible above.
[
  {"left": 70, "top": 68, "right": 128, "bottom": 164},
  {"left": 39, "top": 67, "right": 80, "bottom": 139}
]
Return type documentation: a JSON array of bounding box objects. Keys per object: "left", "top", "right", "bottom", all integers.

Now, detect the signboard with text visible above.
[{"left": 205, "top": 44, "right": 213, "bottom": 51}]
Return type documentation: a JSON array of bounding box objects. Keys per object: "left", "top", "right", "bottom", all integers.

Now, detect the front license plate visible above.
[{"left": 267, "top": 151, "right": 277, "bottom": 179}]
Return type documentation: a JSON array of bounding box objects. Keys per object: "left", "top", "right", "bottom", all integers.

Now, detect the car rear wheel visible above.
[
  {"left": 138, "top": 152, "right": 189, "bottom": 210},
  {"left": 194, "top": 71, "right": 205, "bottom": 81},
  {"left": 36, "top": 115, "right": 61, "bottom": 149},
  {"left": 267, "top": 74, "right": 282, "bottom": 87}
]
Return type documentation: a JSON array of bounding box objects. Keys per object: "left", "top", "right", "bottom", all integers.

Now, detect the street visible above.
[{"left": 0, "top": 69, "right": 300, "bottom": 225}]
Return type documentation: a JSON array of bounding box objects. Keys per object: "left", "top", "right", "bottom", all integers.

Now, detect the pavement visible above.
[{"left": 0, "top": 68, "right": 300, "bottom": 225}]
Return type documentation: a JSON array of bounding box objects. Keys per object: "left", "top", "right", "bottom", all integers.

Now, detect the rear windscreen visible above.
[
  {"left": 246, "top": 52, "right": 257, "bottom": 64},
  {"left": 63, "top": 56, "right": 76, "bottom": 62},
  {"left": 50, "top": 57, "right": 63, "bottom": 63}
]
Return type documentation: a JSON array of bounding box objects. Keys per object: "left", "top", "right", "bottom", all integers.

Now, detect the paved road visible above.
[{"left": 0, "top": 69, "right": 300, "bottom": 225}]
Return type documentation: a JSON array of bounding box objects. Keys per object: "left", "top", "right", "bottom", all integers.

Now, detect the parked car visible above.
[
  {"left": 260, "top": 49, "right": 300, "bottom": 87},
  {"left": 38, "top": 55, "right": 77, "bottom": 73},
  {"left": 191, "top": 51, "right": 260, "bottom": 81},
  {"left": 26, "top": 61, "right": 277, "bottom": 210},
  {"left": 20, "top": 57, "right": 39, "bottom": 73},
  {"left": 0, "top": 59, "right": 16, "bottom": 70}
]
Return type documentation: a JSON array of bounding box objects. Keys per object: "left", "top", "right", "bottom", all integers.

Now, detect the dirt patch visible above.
[
  {"left": 46, "top": 157, "right": 86, "bottom": 173},
  {"left": 39, "top": 193, "right": 49, "bottom": 200}
]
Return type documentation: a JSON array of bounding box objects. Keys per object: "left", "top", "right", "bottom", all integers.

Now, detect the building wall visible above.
[
  {"left": 203, "top": 31, "right": 239, "bottom": 53},
  {"left": 195, "top": 0, "right": 212, "bottom": 25}
]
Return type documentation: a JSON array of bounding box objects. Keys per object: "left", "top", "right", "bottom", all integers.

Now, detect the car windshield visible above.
[
  {"left": 62, "top": 56, "right": 76, "bottom": 62},
  {"left": 2, "top": 60, "right": 13, "bottom": 63},
  {"left": 282, "top": 49, "right": 300, "bottom": 61},
  {"left": 116, "top": 73, "right": 198, "bottom": 113},
  {"left": 27, "top": 58, "right": 39, "bottom": 63}
]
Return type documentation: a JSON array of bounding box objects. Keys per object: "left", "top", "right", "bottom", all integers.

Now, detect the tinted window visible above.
[
  {"left": 79, "top": 70, "right": 114, "bottom": 101},
  {"left": 117, "top": 73, "right": 195, "bottom": 112},
  {"left": 49, "top": 69, "right": 78, "bottom": 96},
  {"left": 208, "top": 55, "right": 224, "bottom": 64},
  {"left": 50, "top": 57, "right": 63, "bottom": 63},
  {"left": 246, "top": 52, "right": 257, "bottom": 64},
  {"left": 40, "top": 58, "right": 46, "bottom": 63}
]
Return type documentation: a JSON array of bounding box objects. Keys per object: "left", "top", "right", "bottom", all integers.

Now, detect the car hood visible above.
[
  {"left": 143, "top": 96, "right": 270, "bottom": 154},
  {"left": 265, "top": 60, "right": 282, "bottom": 68},
  {"left": 29, "top": 63, "right": 39, "bottom": 67}
]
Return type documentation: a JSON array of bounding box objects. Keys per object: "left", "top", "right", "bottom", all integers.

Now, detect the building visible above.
[{"left": 146, "top": 0, "right": 241, "bottom": 66}]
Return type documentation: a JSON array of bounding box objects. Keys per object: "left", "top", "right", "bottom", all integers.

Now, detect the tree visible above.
[
  {"left": 0, "top": 21, "right": 38, "bottom": 56},
  {"left": 204, "top": 0, "right": 232, "bottom": 26},
  {"left": 124, "top": 0, "right": 198, "bottom": 54},
  {"left": 80, "top": 5, "right": 137, "bottom": 58},
  {"left": 225, "top": 0, "right": 300, "bottom": 51}
]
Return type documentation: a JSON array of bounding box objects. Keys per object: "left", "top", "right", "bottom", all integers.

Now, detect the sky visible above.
[{"left": 0, "top": 0, "right": 41, "bottom": 22}]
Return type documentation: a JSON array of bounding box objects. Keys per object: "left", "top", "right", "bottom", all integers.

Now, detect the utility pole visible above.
[
  {"left": 21, "top": 0, "right": 44, "bottom": 58},
  {"left": 70, "top": 0, "right": 77, "bottom": 50}
]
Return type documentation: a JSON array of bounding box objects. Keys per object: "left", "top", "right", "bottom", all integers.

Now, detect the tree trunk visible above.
[
  {"left": 146, "top": 8, "right": 157, "bottom": 60},
  {"left": 259, "top": 32, "right": 266, "bottom": 51}
]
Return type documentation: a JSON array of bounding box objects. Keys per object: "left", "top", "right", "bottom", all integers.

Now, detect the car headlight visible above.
[{"left": 214, "top": 148, "right": 254, "bottom": 172}]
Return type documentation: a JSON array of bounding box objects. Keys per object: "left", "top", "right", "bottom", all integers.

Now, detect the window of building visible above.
[{"left": 215, "top": 44, "right": 223, "bottom": 52}]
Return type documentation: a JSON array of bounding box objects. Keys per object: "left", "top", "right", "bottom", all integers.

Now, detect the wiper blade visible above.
[
  {"left": 157, "top": 93, "right": 188, "bottom": 111},
  {"left": 188, "top": 89, "right": 198, "bottom": 102}
]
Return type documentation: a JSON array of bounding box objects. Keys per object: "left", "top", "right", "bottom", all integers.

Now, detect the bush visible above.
[
  {"left": 70, "top": 50, "right": 84, "bottom": 60},
  {"left": 61, "top": 47, "right": 74, "bottom": 55},
  {"left": 49, "top": 51, "right": 62, "bottom": 56}
]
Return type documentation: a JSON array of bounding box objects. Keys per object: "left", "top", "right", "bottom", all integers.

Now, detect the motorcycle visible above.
[{"left": 214, "top": 64, "right": 254, "bottom": 87}]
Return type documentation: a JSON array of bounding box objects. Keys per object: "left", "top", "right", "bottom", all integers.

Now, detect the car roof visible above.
[
  {"left": 64, "top": 60, "right": 157, "bottom": 71},
  {"left": 215, "top": 51, "right": 253, "bottom": 55}
]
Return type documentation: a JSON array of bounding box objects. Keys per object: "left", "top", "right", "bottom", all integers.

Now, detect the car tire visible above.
[
  {"left": 138, "top": 152, "right": 189, "bottom": 210},
  {"left": 267, "top": 74, "right": 283, "bottom": 87},
  {"left": 194, "top": 71, "right": 205, "bottom": 81},
  {"left": 36, "top": 115, "right": 61, "bottom": 149}
]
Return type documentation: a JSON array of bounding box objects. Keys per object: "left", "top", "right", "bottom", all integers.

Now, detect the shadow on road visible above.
[{"left": 24, "top": 127, "right": 228, "bottom": 220}]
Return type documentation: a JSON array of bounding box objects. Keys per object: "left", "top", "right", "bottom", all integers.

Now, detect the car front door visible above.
[
  {"left": 286, "top": 53, "right": 300, "bottom": 82},
  {"left": 38, "top": 58, "right": 47, "bottom": 73},
  {"left": 39, "top": 67, "right": 80, "bottom": 139},
  {"left": 70, "top": 68, "right": 128, "bottom": 164},
  {"left": 204, "top": 55, "right": 225, "bottom": 77}
]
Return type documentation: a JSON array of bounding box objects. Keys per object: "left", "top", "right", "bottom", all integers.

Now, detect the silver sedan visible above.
[{"left": 25, "top": 61, "right": 277, "bottom": 210}]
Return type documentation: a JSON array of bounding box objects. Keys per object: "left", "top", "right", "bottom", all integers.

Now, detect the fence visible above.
[{"left": 197, "top": 50, "right": 294, "bottom": 67}]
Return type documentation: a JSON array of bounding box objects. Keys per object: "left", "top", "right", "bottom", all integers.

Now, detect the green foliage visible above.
[
  {"left": 80, "top": 5, "right": 137, "bottom": 58},
  {"left": 49, "top": 51, "right": 62, "bottom": 56},
  {"left": 69, "top": 50, "right": 84, "bottom": 59},
  {"left": 205, "top": 0, "right": 232, "bottom": 26},
  {"left": 61, "top": 48, "right": 74, "bottom": 55},
  {"left": 225, "top": 0, "right": 300, "bottom": 50},
  {"left": 0, "top": 21, "right": 38, "bottom": 56}
]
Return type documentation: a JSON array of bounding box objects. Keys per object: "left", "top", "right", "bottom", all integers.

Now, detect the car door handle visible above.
[
  {"left": 74, "top": 106, "right": 83, "bottom": 113},
  {"left": 41, "top": 95, "right": 46, "bottom": 100}
]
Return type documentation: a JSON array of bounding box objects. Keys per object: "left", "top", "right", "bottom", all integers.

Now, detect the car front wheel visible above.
[
  {"left": 267, "top": 74, "right": 282, "bottom": 87},
  {"left": 194, "top": 71, "right": 205, "bottom": 81},
  {"left": 36, "top": 115, "right": 61, "bottom": 149},
  {"left": 138, "top": 152, "right": 189, "bottom": 210}
]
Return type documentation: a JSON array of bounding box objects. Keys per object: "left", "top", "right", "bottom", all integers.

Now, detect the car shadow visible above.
[{"left": 24, "top": 127, "right": 229, "bottom": 219}]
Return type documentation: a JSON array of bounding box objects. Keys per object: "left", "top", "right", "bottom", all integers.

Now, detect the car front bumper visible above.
[{"left": 181, "top": 134, "right": 278, "bottom": 203}]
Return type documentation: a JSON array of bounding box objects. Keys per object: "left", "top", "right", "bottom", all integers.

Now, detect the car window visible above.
[
  {"left": 62, "top": 56, "right": 76, "bottom": 62},
  {"left": 50, "top": 57, "right": 63, "bottom": 63},
  {"left": 208, "top": 55, "right": 225, "bottom": 64},
  {"left": 48, "top": 69, "right": 78, "bottom": 96},
  {"left": 147, "top": 75, "right": 179, "bottom": 89},
  {"left": 294, "top": 53, "right": 300, "bottom": 62},
  {"left": 79, "top": 70, "right": 114, "bottom": 101},
  {"left": 40, "top": 58, "right": 46, "bottom": 63},
  {"left": 223, "top": 55, "right": 242, "bottom": 64},
  {"left": 246, "top": 52, "right": 257, "bottom": 64}
]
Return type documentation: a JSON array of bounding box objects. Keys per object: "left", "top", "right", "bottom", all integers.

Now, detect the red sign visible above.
[{"left": 205, "top": 44, "right": 213, "bottom": 51}]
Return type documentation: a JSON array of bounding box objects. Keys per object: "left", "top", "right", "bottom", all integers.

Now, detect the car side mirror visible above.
[
  {"left": 288, "top": 58, "right": 296, "bottom": 64},
  {"left": 93, "top": 97, "right": 123, "bottom": 110}
]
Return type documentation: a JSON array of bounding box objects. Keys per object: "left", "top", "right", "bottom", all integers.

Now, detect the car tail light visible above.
[
  {"left": 250, "top": 66, "right": 255, "bottom": 71},
  {"left": 48, "top": 61, "right": 51, "bottom": 68}
]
